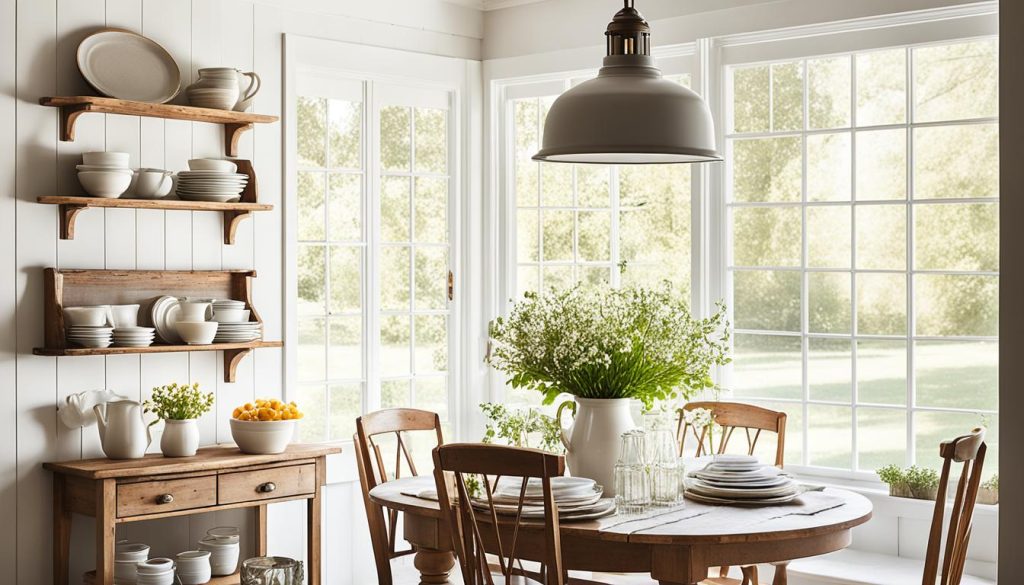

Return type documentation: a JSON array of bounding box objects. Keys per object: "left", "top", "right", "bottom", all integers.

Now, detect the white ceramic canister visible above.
[
  {"left": 160, "top": 419, "right": 200, "bottom": 457},
  {"left": 198, "top": 537, "right": 240, "bottom": 576},
  {"left": 114, "top": 542, "right": 150, "bottom": 584},
  {"left": 175, "top": 550, "right": 212, "bottom": 585},
  {"left": 135, "top": 558, "right": 175, "bottom": 585}
]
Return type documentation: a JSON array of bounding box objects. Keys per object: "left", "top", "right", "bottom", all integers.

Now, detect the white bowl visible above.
[
  {"left": 110, "top": 304, "right": 141, "bottom": 328},
  {"left": 175, "top": 321, "right": 218, "bottom": 345},
  {"left": 82, "top": 151, "right": 130, "bottom": 167},
  {"left": 229, "top": 418, "right": 296, "bottom": 455},
  {"left": 197, "top": 539, "right": 239, "bottom": 576},
  {"left": 188, "top": 158, "right": 237, "bottom": 173},
  {"left": 213, "top": 309, "right": 250, "bottom": 323},
  {"left": 79, "top": 170, "right": 132, "bottom": 198},
  {"left": 76, "top": 164, "right": 133, "bottom": 173},
  {"left": 63, "top": 306, "right": 110, "bottom": 327}
]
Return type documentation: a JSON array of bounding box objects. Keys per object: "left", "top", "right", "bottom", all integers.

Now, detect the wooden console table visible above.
[{"left": 44, "top": 443, "right": 341, "bottom": 585}]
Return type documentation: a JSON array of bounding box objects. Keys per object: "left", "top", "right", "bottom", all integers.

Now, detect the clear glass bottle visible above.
[
  {"left": 649, "top": 427, "right": 682, "bottom": 506},
  {"left": 614, "top": 430, "right": 650, "bottom": 515}
]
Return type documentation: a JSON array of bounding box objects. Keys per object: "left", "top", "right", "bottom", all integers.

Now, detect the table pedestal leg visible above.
[{"left": 414, "top": 549, "right": 455, "bottom": 585}]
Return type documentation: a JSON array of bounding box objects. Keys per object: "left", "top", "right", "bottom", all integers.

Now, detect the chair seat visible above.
[{"left": 787, "top": 550, "right": 995, "bottom": 585}]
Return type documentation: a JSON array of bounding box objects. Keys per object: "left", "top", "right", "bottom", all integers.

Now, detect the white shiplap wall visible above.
[{"left": 0, "top": 0, "right": 481, "bottom": 583}]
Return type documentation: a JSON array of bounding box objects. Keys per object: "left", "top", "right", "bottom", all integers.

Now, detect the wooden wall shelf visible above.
[
  {"left": 37, "top": 269, "right": 282, "bottom": 383},
  {"left": 84, "top": 570, "right": 241, "bottom": 585},
  {"left": 40, "top": 96, "right": 278, "bottom": 157},
  {"left": 39, "top": 160, "right": 269, "bottom": 244}
]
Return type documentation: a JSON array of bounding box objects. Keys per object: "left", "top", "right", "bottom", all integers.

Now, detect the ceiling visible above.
[{"left": 442, "top": 0, "right": 553, "bottom": 11}]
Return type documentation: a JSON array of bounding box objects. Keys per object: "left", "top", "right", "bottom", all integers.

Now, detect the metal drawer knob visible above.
[
  {"left": 257, "top": 482, "right": 276, "bottom": 494},
  {"left": 157, "top": 494, "right": 174, "bottom": 504}
]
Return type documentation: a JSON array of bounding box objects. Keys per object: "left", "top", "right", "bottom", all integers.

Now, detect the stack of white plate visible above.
[
  {"left": 213, "top": 299, "right": 246, "bottom": 312},
  {"left": 67, "top": 326, "right": 114, "bottom": 348},
  {"left": 476, "top": 477, "right": 615, "bottom": 521},
  {"left": 214, "top": 321, "right": 262, "bottom": 343},
  {"left": 685, "top": 454, "right": 803, "bottom": 505},
  {"left": 176, "top": 170, "right": 248, "bottom": 203},
  {"left": 151, "top": 295, "right": 183, "bottom": 344},
  {"left": 112, "top": 326, "right": 156, "bottom": 348}
]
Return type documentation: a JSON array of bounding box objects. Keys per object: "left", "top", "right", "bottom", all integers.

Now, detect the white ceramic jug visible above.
[
  {"left": 558, "top": 397, "right": 636, "bottom": 496},
  {"left": 94, "top": 400, "right": 152, "bottom": 459}
]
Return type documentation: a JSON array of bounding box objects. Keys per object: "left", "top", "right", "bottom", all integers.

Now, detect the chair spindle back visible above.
[{"left": 677, "top": 401, "right": 787, "bottom": 467}]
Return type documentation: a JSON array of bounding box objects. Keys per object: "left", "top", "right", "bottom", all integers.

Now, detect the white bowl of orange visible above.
[{"left": 229, "top": 399, "right": 303, "bottom": 454}]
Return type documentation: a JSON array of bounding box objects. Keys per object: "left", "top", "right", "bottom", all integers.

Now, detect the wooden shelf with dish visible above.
[
  {"left": 35, "top": 269, "right": 282, "bottom": 383},
  {"left": 39, "top": 159, "right": 268, "bottom": 244},
  {"left": 39, "top": 96, "right": 278, "bottom": 157},
  {"left": 83, "top": 570, "right": 242, "bottom": 585}
]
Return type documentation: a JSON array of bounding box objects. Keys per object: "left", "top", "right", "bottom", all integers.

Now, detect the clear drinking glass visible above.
[
  {"left": 649, "top": 427, "right": 683, "bottom": 506},
  {"left": 614, "top": 430, "right": 650, "bottom": 514}
]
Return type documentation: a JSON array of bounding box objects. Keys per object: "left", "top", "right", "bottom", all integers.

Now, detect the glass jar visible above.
[
  {"left": 240, "top": 556, "right": 304, "bottom": 585},
  {"left": 649, "top": 427, "right": 683, "bottom": 506},
  {"left": 614, "top": 430, "right": 650, "bottom": 515}
]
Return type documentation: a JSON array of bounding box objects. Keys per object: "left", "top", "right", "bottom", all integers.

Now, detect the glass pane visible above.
[
  {"left": 732, "top": 334, "right": 802, "bottom": 400},
  {"left": 915, "top": 411, "right": 997, "bottom": 480},
  {"left": 414, "top": 315, "right": 448, "bottom": 373},
  {"left": 415, "top": 377, "right": 448, "bottom": 420},
  {"left": 619, "top": 164, "right": 690, "bottom": 207},
  {"left": 576, "top": 165, "right": 610, "bottom": 207},
  {"left": 298, "top": 172, "right": 325, "bottom": 241},
  {"left": 381, "top": 379, "right": 410, "bottom": 409},
  {"left": 516, "top": 265, "right": 539, "bottom": 298},
  {"left": 514, "top": 100, "right": 540, "bottom": 207},
  {"left": 731, "top": 65, "right": 770, "bottom": 133},
  {"left": 856, "top": 129, "right": 906, "bottom": 200},
  {"left": 731, "top": 137, "right": 802, "bottom": 203},
  {"left": 380, "top": 315, "right": 411, "bottom": 376},
  {"left": 328, "top": 383, "right": 361, "bottom": 442},
  {"left": 914, "top": 39, "right": 998, "bottom": 123},
  {"left": 542, "top": 265, "right": 574, "bottom": 291},
  {"left": 915, "top": 202, "right": 998, "bottom": 271},
  {"left": 415, "top": 177, "right": 448, "bottom": 244},
  {"left": 541, "top": 210, "right": 574, "bottom": 261},
  {"left": 540, "top": 162, "right": 573, "bottom": 207},
  {"left": 732, "top": 270, "right": 801, "bottom": 332},
  {"left": 856, "top": 273, "right": 906, "bottom": 335},
  {"left": 856, "top": 49, "right": 906, "bottom": 126},
  {"left": 855, "top": 205, "right": 906, "bottom": 270},
  {"left": 915, "top": 341, "right": 997, "bottom": 411},
  {"left": 414, "top": 108, "right": 447, "bottom": 174},
  {"left": 577, "top": 211, "right": 610, "bottom": 262},
  {"left": 915, "top": 274, "right": 997, "bottom": 337},
  {"left": 298, "top": 318, "right": 325, "bottom": 382},
  {"left": 857, "top": 340, "right": 906, "bottom": 405},
  {"left": 380, "top": 246, "right": 410, "bottom": 311},
  {"left": 415, "top": 247, "right": 449, "bottom": 310},
  {"left": 808, "top": 272, "right": 851, "bottom": 334},
  {"left": 329, "top": 245, "right": 361, "bottom": 313},
  {"left": 913, "top": 124, "right": 999, "bottom": 199},
  {"left": 807, "top": 133, "right": 851, "bottom": 201},
  {"left": 808, "top": 56, "right": 851, "bottom": 129},
  {"left": 328, "top": 100, "right": 361, "bottom": 169},
  {"left": 579, "top": 266, "right": 611, "bottom": 290},
  {"left": 297, "top": 96, "right": 326, "bottom": 168},
  {"left": 772, "top": 61, "right": 803, "bottom": 131},
  {"left": 297, "top": 245, "right": 326, "bottom": 316},
  {"left": 381, "top": 106, "right": 411, "bottom": 171},
  {"left": 731, "top": 207, "right": 801, "bottom": 267},
  {"left": 807, "top": 206, "right": 851, "bottom": 268},
  {"left": 381, "top": 176, "right": 411, "bottom": 243},
  {"left": 327, "top": 316, "right": 361, "bottom": 380},
  {"left": 517, "top": 210, "right": 539, "bottom": 263},
  {"left": 618, "top": 164, "right": 691, "bottom": 294},
  {"left": 328, "top": 174, "right": 360, "bottom": 242},
  {"left": 517, "top": 159, "right": 540, "bottom": 208},
  {"left": 808, "top": 405, "right": 852, "bottom": 468},
  {"left": 747, "top": 400, "right": 803, "bottom": 466},
  {"left": 857, "top": 408, "right": 906, "bottom": 471},
  {"left": 295, "top": 384, "right": 327, "bottom": 442},
  {"left": 808, "top": 337, "right": 851, "bottom": 402}
]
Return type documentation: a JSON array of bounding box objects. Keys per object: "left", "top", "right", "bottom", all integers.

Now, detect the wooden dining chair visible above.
[
  {"left": 677, "top": 401, "right": 788, "bottom": 585},
  {"left": 433, "top": 443, "right": 614, "bottom": 585},
  {"left": 922, "top": 427, "right": 987, "bottom": 585},
  {"left": 355, "top": 408, "right": 445, "bottom": 585}
]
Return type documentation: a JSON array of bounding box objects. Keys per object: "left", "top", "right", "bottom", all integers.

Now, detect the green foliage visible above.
[
  {"left": 982, "top": 474, "right": 998, "bottom": 492},
  {"left": 876, "top": 464, "right": 905, "bottom": 486},
  {"left": 488, "top": 283, "right": 731, "bottom": 411},
  {"left": 144, "top": 382, "right": 214, "bottom": 421},
  {"left": 905, "top": 465, "right": 940, "bottom": 490},
  {"left": 480, "top": 403, "right": 563, "bottom": 453}
]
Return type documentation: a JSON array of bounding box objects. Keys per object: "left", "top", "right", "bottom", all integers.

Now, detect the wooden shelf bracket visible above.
[
  {"left": 224, "top": 210, "right": 253, "bottom": 245},
  {"left": 59, "top": 203, "right": 88, "bottom": 239},
  {"left": 224, "top": 347, "right": 253, "bottom": 383},
  {"left": 224, "top": 123, "right": 253, "bottom": 158}
]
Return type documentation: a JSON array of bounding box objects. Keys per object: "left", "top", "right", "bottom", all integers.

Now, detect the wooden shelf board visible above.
[
  {"left": 84, "top": 569, "right": 241, "bottom": 584},
  {"left": 34, "top": 340, "right": 282, "bottom": 357},
  {"left": 38, "top": 195, "right": 272, "bottom": 212},
  {"left": 41, "top": 95, "right": 278, "bottom": 125}
]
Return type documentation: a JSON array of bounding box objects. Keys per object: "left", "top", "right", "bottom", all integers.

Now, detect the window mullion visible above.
[
  {"left": 366, "top": 80, "right": 382, "bottom": 413},
  {"left": 905, "top": 46, "right": 917, "bottom": 468}
]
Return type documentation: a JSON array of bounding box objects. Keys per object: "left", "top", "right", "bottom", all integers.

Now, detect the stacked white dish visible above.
[
  {"left": 113, "top": 327, "right": 156, "bottom": 348},
  {"left": 151, "top": 296, "right": 183, "bottom": 344},
  {"left": 114, "top": 541, "right": 149, "bottom": 584},
  {"left": 175, "top": 170, "right": 248, "bottom": 203},
  {"left": 67, "top": 325, "right": 113, "bottom": 348},
  {"left": 78, "top": 151, "right": 133, "bottom": 198},
  {"left": 477, "top": 476, "right": 615, "bottom": 521},
  {"left": 685, "top": 454, "right": 803, "bottom": 505},
  {"left": 214, "top": 321, "right": 262, "bottom": 343}
]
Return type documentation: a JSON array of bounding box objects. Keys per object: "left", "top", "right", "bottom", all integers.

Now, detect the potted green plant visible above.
[
  {"left": 487, "top": 283, "right": 730, "bottom": 494},
  {"left": 877, "top": 464, "right": 940, "bottom": 500},
  {"left": 978, "top": 474, "right": 998, "bottom": 505},
  {"left": 480, "top": 403, "right": 563, "bottom": 452},
  {"left": 144, "top": 382, "right": 214, "bottom": 457}
]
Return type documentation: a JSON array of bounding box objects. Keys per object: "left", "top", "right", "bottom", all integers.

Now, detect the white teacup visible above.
[
  {"left": 110, "top": 304, "right": 141, "bottom": 328},
  {"left": 178, "top": 301, "right": 211, "bottom": 322},
  {"left": 133, "top": 169, "right": 173, "bottom": 199},
  {"left": 63, "top": 306, "right": 110, "bottom": 327}
]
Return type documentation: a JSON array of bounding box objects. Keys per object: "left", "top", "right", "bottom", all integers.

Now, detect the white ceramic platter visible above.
[
  {"left": 151, "top": 296, "right": 183, "bottom": 344},
  {"left": 77, "top": 30, "right": 181, "bottom": 103}
]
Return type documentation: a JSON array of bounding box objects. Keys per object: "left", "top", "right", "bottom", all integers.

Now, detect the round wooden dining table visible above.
[{"left": 369, "top": 476, "right": 873, "bottom": 585}]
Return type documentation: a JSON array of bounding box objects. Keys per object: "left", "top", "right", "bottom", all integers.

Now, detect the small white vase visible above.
[
  {"left": 559, "top": 397, "right": 637, "bottom": 496},
  {"left": 161, "top": 419, "right": 200, "bottom": 457}
]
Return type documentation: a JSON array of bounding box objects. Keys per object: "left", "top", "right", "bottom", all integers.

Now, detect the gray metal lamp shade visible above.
[{"left": 534, "top": 2, "right": 721, "bottom": 164}]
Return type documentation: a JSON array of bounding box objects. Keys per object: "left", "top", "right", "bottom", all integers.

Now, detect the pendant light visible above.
[{"left": 533, "top": 0, "right": 721, "bottom": 164}]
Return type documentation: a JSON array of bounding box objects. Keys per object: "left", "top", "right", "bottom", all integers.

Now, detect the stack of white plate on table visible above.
[
  {"left": 112, "top": 326, "right": 156, "bottom": 348},
  {"left": 67, "top": 326, "right": 113, "bottom": 348},
  {"left": 685, "top": 454, "right": 803, "bottom": 505},
  {"left": 176, "top": 170, "right": 248, "bottom": 203},
  {"left": 475, "top": 476, "right": 615, "bottom": 521},
  {"left": 213, "top": 320, "right": 262, "bottom": 343}
]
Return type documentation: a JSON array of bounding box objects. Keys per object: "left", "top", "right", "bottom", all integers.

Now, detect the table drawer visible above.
[
  {"left": 117, "top": 475, "right": 217, "bottom": 518},
  {"left": 218, "top": 463, "right": 316, "bottom": 505}
]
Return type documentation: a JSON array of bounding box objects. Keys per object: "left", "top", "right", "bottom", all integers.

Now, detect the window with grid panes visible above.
[{"left": 725, "top": 38, "right": 999, "bottom": 477}]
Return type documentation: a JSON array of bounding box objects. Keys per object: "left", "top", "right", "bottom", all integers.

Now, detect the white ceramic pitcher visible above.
[
  {"left": 94, "top": 400, "right": 152, "bottom": 459},
  {"left": 557, "top": 397, "right": 637, "bottom": 496}
]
